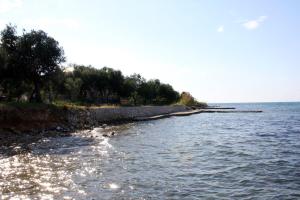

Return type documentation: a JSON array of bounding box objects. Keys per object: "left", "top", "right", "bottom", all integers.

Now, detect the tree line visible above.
[{"left": 0, "top": 24, "right": 180, "bottom": 105}]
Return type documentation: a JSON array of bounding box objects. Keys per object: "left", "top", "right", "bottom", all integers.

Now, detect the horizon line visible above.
[{"left": 208, "top": 101, "right": 300, "bottom": 104}]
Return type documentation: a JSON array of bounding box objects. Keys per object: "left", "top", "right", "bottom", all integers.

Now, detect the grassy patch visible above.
[
  {"left": 0, "top": 101, "right": 120, "bottom": 111},
  {"left": 52, "top": 100, "right": 120, "bottom": 109}
]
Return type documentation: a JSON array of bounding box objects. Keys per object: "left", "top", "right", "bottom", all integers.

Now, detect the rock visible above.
[
  {"left": 103, "top": 133, "right": 109, "bottom": 137},
  {"left": 11, "top": 128, "right": 21, "bottom": 135},
  {"left": 56, "top": 126, "right": 63, "bottom": 131},
  {"left": 60, "top": 127, "right": 68, "bottom": 132},
  {"left": 101, "top": 124, "right": 107, "bottom": 129},
  {"left": 111, "top": 131, "right": 115, "bottom": 136}
]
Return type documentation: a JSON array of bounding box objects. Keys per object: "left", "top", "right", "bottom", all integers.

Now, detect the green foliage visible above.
[
  {"left": 18, "top": 29, "right": 65, "bottom": 102},
  {"left": 0, "top": 24, "right": 65, "bottom": 102},
  {"left": 179, "top": 92, "right": 207, "bottom": 107},
  {"left": 158, "top": 83, "right": 180, "bottom": 104},
  {"left": 69, "top": 65, "right": 125, "bottom": 103},
  {"left": 0, "top": 24, "right": 193, "bottom": 106},
  {"left": 64, "top": 76, "right": 83, "bottom": 101}
]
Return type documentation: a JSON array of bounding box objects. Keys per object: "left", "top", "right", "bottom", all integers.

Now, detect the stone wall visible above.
[
  {"left": 0, "top": 105, "right": 189, "bottom": 132},
  {"left": 67, "top": 105, "right": 189, "bottom": 127}
]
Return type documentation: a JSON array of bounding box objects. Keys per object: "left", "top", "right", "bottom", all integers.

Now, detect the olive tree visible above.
[{"left": 17, "top": 30, "right": 65, "bottom": 102}]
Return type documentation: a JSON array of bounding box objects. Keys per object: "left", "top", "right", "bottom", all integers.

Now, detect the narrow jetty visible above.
[
  {"left": 205, "top": 107, "right": 236, "bottom": 109},
  {"left": 134, "top": 108, "right": 262, "bottom": 121}
]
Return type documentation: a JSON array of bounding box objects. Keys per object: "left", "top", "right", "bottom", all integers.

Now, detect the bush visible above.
[{"left": 179, "top": 92, "right": 207, "bottom": 107}]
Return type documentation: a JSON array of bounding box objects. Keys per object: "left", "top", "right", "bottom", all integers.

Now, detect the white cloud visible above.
[
  {"left": 21, "top": 18, "right": 80, "bottom": 30},
  {"left": 242, "top": 16, "right": 267, "bottom": 30},
  {"left": 217, "top": 25, "right": 224, "bottom": 32},
  {"left": 0, "top": 0, "right": 22, "bottom": 13}
]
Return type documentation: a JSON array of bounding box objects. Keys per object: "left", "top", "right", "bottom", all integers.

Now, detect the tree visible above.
[
  {"left": 121, "top": 74, "right": 145, "bottom": 105},
  {"left": 72, "top": 65, "right": 104, "bottom": 102},
  {"left": 107, "top": 68, "right": 124, "bottom": 103},
  {"left": 0, "top": 24, "right": 26, "bottom": 100},
  {"left": 158, "top": 83, "right": 179, "bottom": 104},
  {"left": 64, "top": 75, "right": 83, "bottom": 101},
  {"left": 0, "top": 48, "right": 6, "bottom": 82},
  {"left": 16, "top": 29, "right": 65, "bottom": 102},
  {"left": 45, "top": 67, "right": 65, "bottom": 102},
  {"left": 0, "top": 24, "right": 18, "bottom": 54},
  {"left": 138, "top": 79, "right": 160, "bottom": 104},
  {"left": 0, "top": 50, "right": 6, "bottom": 96},
  {"left": 1, "top": 24, "right": 183, "bottom": 106}
]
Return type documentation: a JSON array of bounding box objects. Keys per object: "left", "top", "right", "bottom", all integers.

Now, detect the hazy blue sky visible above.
[{"left": 1, "top": 0, "right": 299, "bottom": 102}]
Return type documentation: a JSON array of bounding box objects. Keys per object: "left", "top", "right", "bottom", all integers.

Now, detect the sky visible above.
[{"left": 0, "top": 0, "right": 299, "bottom": 103}]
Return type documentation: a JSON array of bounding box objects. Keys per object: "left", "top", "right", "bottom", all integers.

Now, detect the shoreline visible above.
[
  {"left": 0, "top": 104, "right": 263, "bottom": 135},
  {"left": 0, "top": 105, "right": 190, "bottom": 150},
  {"left": 0, "top": 105, "right": 262, "bottom": 155},
  {"left": 0, "top": 105, "right": 189, "bottom": 131}
]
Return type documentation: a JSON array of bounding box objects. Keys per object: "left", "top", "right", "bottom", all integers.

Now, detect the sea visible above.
[{"left": 0, "top": 102, "right": 300, "bottom": 199}]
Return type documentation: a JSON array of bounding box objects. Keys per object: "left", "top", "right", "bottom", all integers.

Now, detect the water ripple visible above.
[{"left": 1, "top": 103, "right": 300, "bottom": 199}]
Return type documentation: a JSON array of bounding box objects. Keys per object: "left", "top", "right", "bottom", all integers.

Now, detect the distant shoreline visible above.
[{"left": 209, "top": 101, "right": 300, "bottom": 104}]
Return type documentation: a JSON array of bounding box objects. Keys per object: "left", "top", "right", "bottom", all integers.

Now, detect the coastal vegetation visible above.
[
  {"left": 179, "top": 92, "right": 207, "bottom": 107},
  {"left": 0, "top": 24, "right": 203, "bottom": 107}
]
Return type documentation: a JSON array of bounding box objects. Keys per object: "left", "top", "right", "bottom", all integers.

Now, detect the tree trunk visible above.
[
  {"left": 30, "top": 81, "right": 42, "bottom": 103},
  {"left": 47, "top": 86, "right": 53, "bottom": 103}
]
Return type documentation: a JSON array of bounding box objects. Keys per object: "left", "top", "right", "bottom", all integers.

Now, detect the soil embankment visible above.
[
  {"left": 0, "top": 105, "right": 190, "bottom": 134},
  {"left": 0, "top": 105, "right": 263, "bottom": 155},
  {"left": 0, "top": 105, "right": 190, "bottom": 153}
]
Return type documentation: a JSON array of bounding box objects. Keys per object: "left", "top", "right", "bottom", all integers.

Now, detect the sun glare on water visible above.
[{"left": 109, "top": 183, "right": 119, "bottom": 189}]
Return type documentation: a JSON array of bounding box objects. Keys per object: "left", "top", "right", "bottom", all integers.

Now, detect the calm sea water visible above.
[{"left": 1, "top": 103, "right": 300, "bottom": 199}]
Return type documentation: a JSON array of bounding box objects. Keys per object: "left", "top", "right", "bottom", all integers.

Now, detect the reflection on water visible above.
[
  {"left": 0, "top": 127, "right": 116, "bottom": 199},
  {"left": 0, "top": 153, "right": 77, "bottom": 199},
  {"left": 1, "top": 103, "right": 300, "bottom": 199}
]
